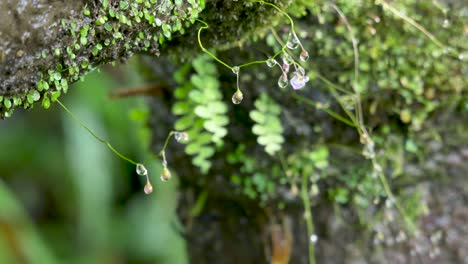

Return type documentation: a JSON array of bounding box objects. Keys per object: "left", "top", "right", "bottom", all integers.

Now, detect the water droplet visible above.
[
  {"left": 286, "top": 32, "right": 300, "bottom": 50},
  {"left": 310, "top": 234, "right": 318, "bottom": 243},
  {"left": 442, "top": 19, "right": 450, "bottom": 28},
  {"left": 144, "top": 181, "right": 153, "bottom": 194},
  {"left": 385, "top": 198, "right": 394, "bottom": 208},
  {"left": 136, "top": 163, "right": 147, "bottom": 176},
  {"left": 160, "top": 167, "right": 171, "bottom": 182},
  {"left": 231, "top": 89, "right": 243, "bottom": 104},
  {"left": 373, "top": 163, "right": 382, "bottom": 173},
  {"left": 282, "top": 63, "right": 290, "bottom": 73},
  {"left": 174, "top": 131, "right": 189, "bottom": 142},
  {"left": 266, "top": 58, "right": 277, "bottom": 67},
  {"left": 458, "top": 52, "right": 466, "bottom": 61},
  {"left": 232, "top": 66, "right": 240, "bottom": 75},
  {"left": 278, "top": 74, "right": 288, "bottom": 88},
  {"left": 296, "top": 66, "right": 305, "bottom": 76},
  {"left": 281, "top": 53, "right": 293, "bottom": 65},
  {"left": 300, "top": 50, "right": 309, "bottom": 61}
]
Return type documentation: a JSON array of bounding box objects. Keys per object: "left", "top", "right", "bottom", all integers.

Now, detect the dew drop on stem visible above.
[
  {"left": 300, "top": 49, "right": 309, "bottom": 61},
  {"left": 136, "top": 163, "right": 147, "bottom": 176},
  {"left": 286, "top": 32, "right": 300, "bottom": 50},
  {"left": 174, "top": 131, "right": 189, "bottom": 142},
  {"left": 160, "top": 167, "right": 172, "bottom": 182},
  {"left": 231, "top": 66, "right": 240, "bottom": 75},
  {"left": 144, "top": 181, "right": 153, "bottom": 194},
  {"left": 232, "top": 89, "right": 243, "bottom": 104},
  {"left": 266, "top": 58, "right": 277, "bottom": 67},
  {"left": 278, "top": 74, "right": 288, "bottom": 88}
]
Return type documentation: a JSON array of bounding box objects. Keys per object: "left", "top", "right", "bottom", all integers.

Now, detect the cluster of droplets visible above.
[
  {"left": 136, "top": 163, "right": 153, "bottom": 195},
  {"left": 287, "top": 31, "right": 309, "bottom": 61},
  {"left": 266, "top": 31, "right": 310, "bottom": 91},
  {"left": 134, "top": 131, "right": 189, "bottom": 194},
  {"left": 159, "top": 131, "right": 189, "bottom": 182},
  {"left": 267, "top": 53, "right": 310, "bottom": 90}
]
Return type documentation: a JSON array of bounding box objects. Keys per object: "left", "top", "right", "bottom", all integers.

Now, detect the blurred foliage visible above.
[{"left": 0, "top": 61, "right": 186, "bottom": 263}]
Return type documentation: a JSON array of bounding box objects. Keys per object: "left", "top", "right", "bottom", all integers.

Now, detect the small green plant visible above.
[
  {"left": 250, "top": 94, "right": 284, "bottom": 155},
  {"left": 172, "top": 54, "right": 229, "bottom": 173}
]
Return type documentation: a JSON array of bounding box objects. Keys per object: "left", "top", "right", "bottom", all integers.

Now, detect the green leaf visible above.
[
  {"left": 172, "top": 101, "right": 191, "bottom": 115},
  {"left": 4, "top": 99, "right": 11, "bottom": 109},
  {"left": 252, "top": 124, "right": 267, "bottom": 135},
  {"left": 51, "top": 91, "right": 61, "bottom": 102},
  {"left": 197, "top": 146, "right": 215, "bottom": 159},
  {"left": 186, "top": 142, "right": 202, "bottom": 155},
  {"left": 175, "top": 114, "right": 194, "bottom": 131},
  {"left": 194, "top": 105, "right": 212, "bottom": 119},
  {"left": 250, "top": 110, "right": 266, "bottom": 123},
  {"left": 207, "top": 101, "right": 227, "bottom": 114},
  {"left": 251, "top": 94, "right": 284, "bottom": 155},
  {"left": 42, "top": 97, "right": 51, "bottom": 109}
]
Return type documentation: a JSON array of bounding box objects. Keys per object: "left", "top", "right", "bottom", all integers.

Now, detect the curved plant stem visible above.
[
  {"left": 373, "top": 160, "right": 417, "bottom": 232},
  {"left": 328, "top": 3, "right": 366, "bottom": 135},
  {"left": 144, "top": 131, "right": 175, "bottom": 165},
  {"left": 291, "top": 93, "right": 356, "bottom": 127},
  {"left": 196, "top": 19, "right": 233, "bottom": 71},
  {"left": 379, "top": 0, "right": 446, "bottom": 50},
  {"left": 56, "top": 99, "right": 138, "bottom": 165},
  {"left": 301, "top": 173, "right": 316, "bottom": 264},
  {"left": 196, "top": 1, "right": 297, "bottom": 72},
  {"left": 326, "top": 4, "right": 417, "bottom": 232},
  {"left": 251, "top": 1, "right": 295, "bottom": 30}
]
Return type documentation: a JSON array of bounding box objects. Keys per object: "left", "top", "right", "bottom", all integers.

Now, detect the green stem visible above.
[
  {"left": 328, "top": 3, "right": 366, "bottom": 136},
  {"left": 56, "top": 99, "right": 138, "bottom": 165},
  {"left": 379, "top": 0, "right": 446, "bottom": 50},
  {"left": 252, "top": 1, "right": 295, "bottom": 30},
  {"left": 144, "top": 130, "right": 175, "bottom": 164},
  {"left": 291, "top": 93, "right": 356, "bottom": 127},
  {"left": 301, "top": 173, "right": 316, "bottom": 264},
  {"left": 373, "top": 160, "right": 417, "bottom": 232},
  {"left": 159, "top": 131, "right": 175, "bottom": 156},
  {"left": 197, "top": 1, "right": 297, "bottom": 71},
  {"left": 196, "top": 19, "right": 233, "bottom": 71}
]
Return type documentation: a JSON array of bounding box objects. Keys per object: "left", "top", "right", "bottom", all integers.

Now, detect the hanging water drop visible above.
[
  {"left": 442, "top": 19, "right": 450, "bottom": 28},
  {"left": 174, "top": 131, "right": 189, "bottom": 142},
  {"left": 300, "top": 49, "right": 309, "bottom": 61},
  {"left": 144, "top": 181, "right": 153, "bottom": 194},
  {"left": 160, "top": 167, "right": 172, "bottom": 182},
  {"left": 281, "top": 53, "right": 293, "bottom": 65},
  {"left": 278, "top": 74, "right": 288, "bottom": 88},
  {"left": 266, "top": 58, "right": 277, "bottom": 67},
  {"left": 296, "top": 66, "right": 305, "bottom": 76},
  {"left": 310, "top": 234, "right": 318, "bottom": 244},
  {"left": 231, "top": 66, "right": 240, "bottom": 75},
  {"left": 286, "top": 32, "right": 300, "bottom": 50},
  {"left": 136, "top": 163, "right": 148, "bottom": 176},
  {"left": 231, "top": 89, "right": 243, "bottom": 104}
]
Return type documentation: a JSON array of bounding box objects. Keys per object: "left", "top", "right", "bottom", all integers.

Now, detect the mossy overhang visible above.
[{"left": 0, "top": 0, "right": 289, "bottom": 118}]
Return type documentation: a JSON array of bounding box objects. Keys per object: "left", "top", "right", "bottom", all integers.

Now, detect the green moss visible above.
[{"left": 0, "top": 0, "right": 203, "bottom": 117}]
